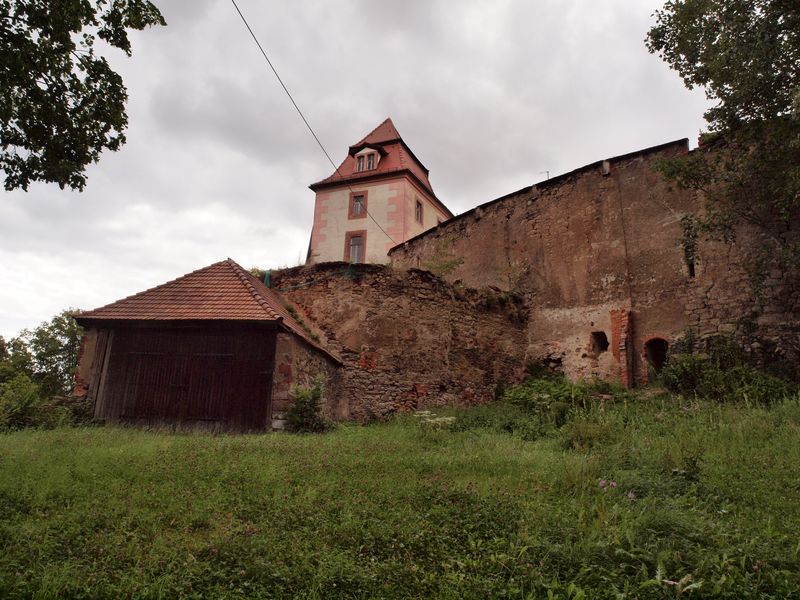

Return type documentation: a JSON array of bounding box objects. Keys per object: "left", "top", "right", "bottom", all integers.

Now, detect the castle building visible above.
[
  {"left": 72, "top": 122, "right": 798, "bottom": 430},
  {"left": 307, "top": 118, "right": 453, "bottom": 264}
]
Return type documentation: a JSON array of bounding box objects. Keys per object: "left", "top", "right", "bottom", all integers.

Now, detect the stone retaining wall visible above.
[{"left": 271, "top": 263, "right": 528, "bottom": 421}]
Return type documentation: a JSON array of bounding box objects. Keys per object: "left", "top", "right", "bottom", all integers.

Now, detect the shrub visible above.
[
  {"left": 503, "top": 376, "right": 628, "bottom": 412},
  {"left": 0, "top": 373, "right": 45, "bottom": 431},
  {"left": 660, "top": 354, "right": 797, "bottom": 404},
  {"left": 659, "top": 354, "right": 722, "bottom": 398},
  {"left": 286, "top": 377, "right": 330, "bottom": 433},
  {"left": 54, "top": 394, "right": 95, "bottom": 426},
  {"left": 452, "top": 376, "right": 631, "bottom": 441}
]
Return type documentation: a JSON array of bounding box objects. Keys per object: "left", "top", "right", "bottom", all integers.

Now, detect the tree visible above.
[
  {"left": 646, "top": 0, "right": 800, "bottom": 273},
  {"left": 0, "top": 334, "right": 33, "bottom": 385},
  {"left": 20, "top": 309, "right": 84, "bottom": 398},
  {"left": 0, "top": 0, "right": 166, "bottom": 191}
]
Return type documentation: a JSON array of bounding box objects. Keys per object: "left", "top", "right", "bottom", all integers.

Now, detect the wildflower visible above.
[
  {"left": 610, "top": 480, "right": 617, "bottom": 488},
  {"left": 627, "top": 490, "right": 636, "bottom": 501},
  {"left": 599, "top": 479, "right": 607, "bottom": 488}
]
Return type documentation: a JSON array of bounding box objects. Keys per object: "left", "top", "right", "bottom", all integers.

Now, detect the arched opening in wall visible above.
[
  {"left": 644, "top": 338, "right": 669, "bottom": 373},
  {"left": 589, "top": 332, "right": 609, "bottom": 357}
]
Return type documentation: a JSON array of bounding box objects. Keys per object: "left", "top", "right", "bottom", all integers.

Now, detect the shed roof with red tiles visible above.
[
  {"left": 309, "top": 118, "right": 453, "bottom": 218},
  {"left": 76, "top": 259, "right": 339, "bottom": 362}
]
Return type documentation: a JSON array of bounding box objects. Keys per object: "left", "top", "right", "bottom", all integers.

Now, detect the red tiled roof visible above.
[
  {"left": 355, "top": 117, "right": 401, "bottom": 145},
  {"left": 77, "top": 259, "right": 338, "bottom": 360},
  {"left": 309, "top": 118, "right": 449, "bottom": 213},
  {"left": 311, "top": 140, "right": 435, "bottom": 195}
]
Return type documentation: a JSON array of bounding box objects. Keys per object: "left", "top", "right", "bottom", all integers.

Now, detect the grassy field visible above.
[{"left": 1, "top": 388, "right": 800, "bottom": 598}]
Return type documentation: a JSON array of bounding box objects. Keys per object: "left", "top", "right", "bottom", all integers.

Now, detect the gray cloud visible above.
[{"left": 0, "top": 0, "right": 709, "bottom": 338}]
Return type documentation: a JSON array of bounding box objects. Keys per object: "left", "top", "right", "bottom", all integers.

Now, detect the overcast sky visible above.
[{"left": 0, "top": 0, "right": 710, "bottom": 339}]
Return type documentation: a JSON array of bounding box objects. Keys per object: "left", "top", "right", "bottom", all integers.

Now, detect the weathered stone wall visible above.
[
  {"left": 389, "top": 140, "right": 799, "bottom": 384},
  {"left": 271, "top": 332, "right": 342, "bottom": 429},
  {"left": 677, "top": 228, "right": 799, "bottom": 376},
  {"left": 272, "top": 263, "right": 528, "bottom": 421}
]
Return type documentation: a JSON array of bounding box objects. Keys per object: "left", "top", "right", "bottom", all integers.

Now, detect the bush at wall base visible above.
[{"left": 286, "top": 377, "right": 331, "bottom": 433}]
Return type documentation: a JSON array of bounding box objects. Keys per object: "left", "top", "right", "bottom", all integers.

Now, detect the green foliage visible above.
[
  {"left": 0, "top": 335, "right": 33, "bottom": 385},
  {"left": 0, "top": 373, "right": 90, "bottom": 432},
  {"left": 2, "top": 391, "right": 800, "bottom": 597},
  {"left": 0, "top": 310, "right": 90, "bottom": 429},
  {"left": 504, "top": 375, "right": 630, "bottom": 410},
  {"left": 283, "top": 303, "right": 321, "bottom": 343},
  {"left": 286, "top": 377, "right": 330, "bottom": 433},
  {"left": 248, "top": 266, "right": 266, "bottom": 280},
  {"left": 451, "top": 376, "right": 631, "bottom": 442},
  {"left": 0, "top": 0, "right": 166, "bottom": 191},
  {"left": 20, "top": 309, "right": 84, "bottom": 398},
  {"left": 421, "top": 235, "right": 464, "bottom": 277},
  {"left": 646, "top": 0, "right": 800, "bottom": 273},
  {"left": 661, "top": 356, "right": 796, "bottom": 404},
  {"left": 679, "top": 214, "right": 699, "bottom": 272},
  {"left": 0, "top": 373, "right": 43, "bottom": 430},
  {"left": 647, "top": 0, "right": 799, "bottom": 129},
  {"left": 660, "top": 335, "right": 798, "bottom": 404}
]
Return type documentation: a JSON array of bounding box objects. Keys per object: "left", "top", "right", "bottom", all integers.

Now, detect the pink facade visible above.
[{"left": 307, "top": 118, "right": 453, "bottom": 264}]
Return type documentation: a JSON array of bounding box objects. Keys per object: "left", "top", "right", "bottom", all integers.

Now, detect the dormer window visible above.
[{"left": 355, "top": 150, "right": 378, "bottom": 172}]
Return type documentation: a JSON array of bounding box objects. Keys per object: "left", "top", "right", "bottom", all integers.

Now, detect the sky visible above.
[{"left": 0, "top": 0, "right": 710, "bottom": 339}]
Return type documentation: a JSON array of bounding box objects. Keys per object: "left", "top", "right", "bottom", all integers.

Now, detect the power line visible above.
[{"left": 229, "top": 0, "right": 397, "bottom": 245}]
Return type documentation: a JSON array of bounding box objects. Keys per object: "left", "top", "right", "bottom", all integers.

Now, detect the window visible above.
[
  {"left": 353, "top": 195, "right": 365, "bottom": 216},
  {"left": 415, "top": 199, "right": 423, "bottom": 224},
  {"left": 367, "top": 153, "right": 375, "bottom": 170},
  {"left": 344, "top": 230, "right": 367, "bottom": 263},
  {"left": 349, "top": 235, "right": 363, "bottom": 263},
  {"left": 356, "top": 155, "right": 364, "bottom": 172},
  {"left": 348, "top": 191, "right": 368, "bottom": 219}
]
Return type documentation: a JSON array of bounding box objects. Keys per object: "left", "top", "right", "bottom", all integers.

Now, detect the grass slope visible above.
[{"left": 1, "top": 393, "right": 800, "bottom": 598}]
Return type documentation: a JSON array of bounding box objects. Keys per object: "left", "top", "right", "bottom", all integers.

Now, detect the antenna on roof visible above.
[{"left": 540, "top": 170, "right": 550, "bottom": 180}]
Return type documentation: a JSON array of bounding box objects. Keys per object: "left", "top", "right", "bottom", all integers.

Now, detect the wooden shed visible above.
[{"left": 73, "top": 259, "right": 340, "bottom": 432}]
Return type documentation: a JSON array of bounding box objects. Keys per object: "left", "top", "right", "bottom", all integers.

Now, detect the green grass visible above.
[{"left": 1, "top": 391, "right": 800, "bottom": 598}]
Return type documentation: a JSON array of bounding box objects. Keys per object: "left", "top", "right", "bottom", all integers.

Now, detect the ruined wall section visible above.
[
  {"left": 271, "top": 332, "right": 342, "bottom": 429},
  {"left": 678, "top": 231, "right": 800, "bottom": 373},
  {"left": 272, "top": 263, "right": 527, "bottom": 421},
  {"left": 390, "top": 141, "right": 798, "bottom": 383}
]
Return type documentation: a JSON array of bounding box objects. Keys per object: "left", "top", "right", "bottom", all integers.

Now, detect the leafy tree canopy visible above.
[
  {"left": 646, "top": 0, "right": 800, "bottom": 272},
  {"left": 1, "top": 309, "right": 83, "bottom": 398},
  {"left": 0, "top": 334, "right": 33, "bottom": 385},
  {"left": 0, "top": 0, "right": 165, "bottom": 191}
]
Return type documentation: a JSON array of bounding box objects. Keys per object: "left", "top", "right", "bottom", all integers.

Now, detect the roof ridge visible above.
[
  {"left": 355, "top": 117, "right": 394, "bottom": 145},
  {"left": 83, "top": 259, "right": 230, "bottom": 315},
  {"left": 225, "top": 258, "right": 280, "bottom": 320},
  {"left": 225, "top": 260, "right": 342, "bottom": 362}
]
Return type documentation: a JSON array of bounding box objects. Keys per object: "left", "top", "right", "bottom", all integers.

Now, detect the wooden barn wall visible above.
[{"left": 82, "top": 325, "right": 278, "bottom": 432}]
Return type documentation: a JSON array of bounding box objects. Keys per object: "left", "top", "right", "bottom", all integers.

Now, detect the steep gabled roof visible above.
[
  {"left": 354, "top": 117, "right": 401, "bottom": 146},
  {"left": 76, "top": 259, "right": 339, "bottom": 361},
  {"left": 309, "top": 118, "right": 453, "bottom": 217}
]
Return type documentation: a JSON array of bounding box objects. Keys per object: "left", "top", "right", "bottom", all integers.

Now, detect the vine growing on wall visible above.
[{"left": 422, "top": 235, "right": 464, "bottom": 278}]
